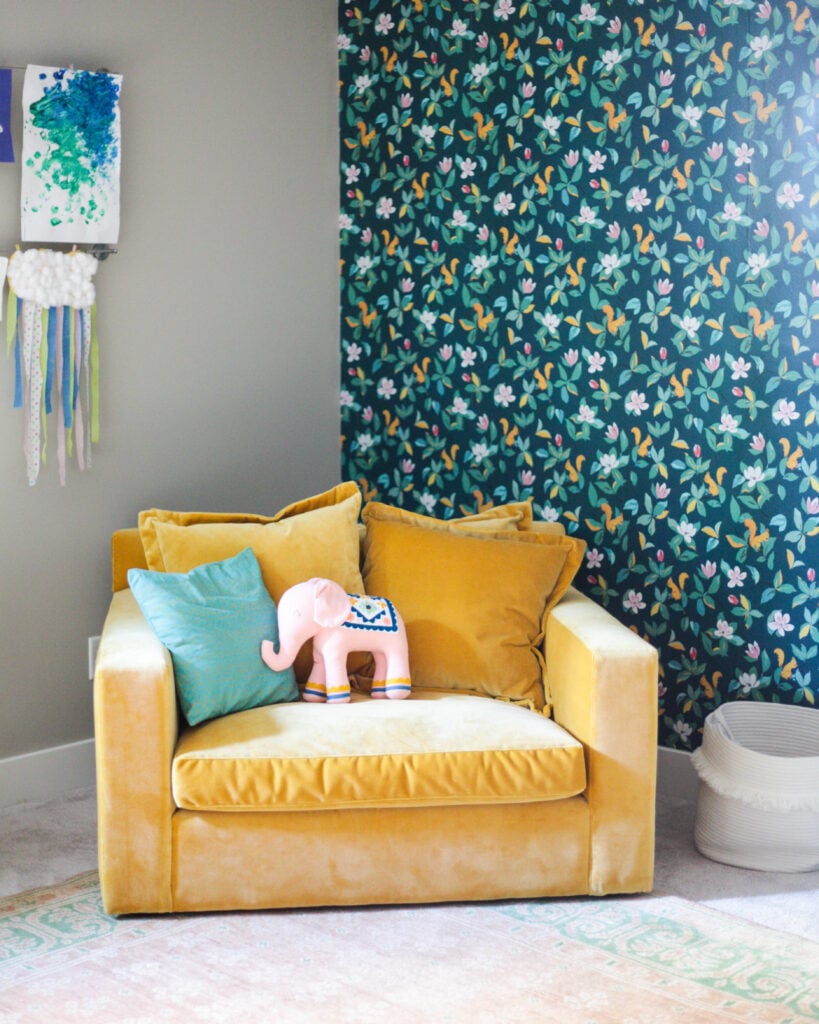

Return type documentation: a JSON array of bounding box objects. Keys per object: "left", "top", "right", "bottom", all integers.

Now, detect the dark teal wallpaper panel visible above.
[{"left": 338, "top": 0, "right": 819, "bottom": 748}]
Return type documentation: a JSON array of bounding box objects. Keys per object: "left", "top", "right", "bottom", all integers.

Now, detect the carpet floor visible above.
[{"left": 1, "top": 871, "right": 818, "bottom": 1024}]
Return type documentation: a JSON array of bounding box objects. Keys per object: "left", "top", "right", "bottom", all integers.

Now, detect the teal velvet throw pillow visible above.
[{"left": 128, "top": 547, "right": 298, "bottom": 726}]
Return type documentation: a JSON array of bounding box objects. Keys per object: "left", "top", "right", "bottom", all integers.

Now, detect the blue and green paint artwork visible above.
[{"left": 21, "top": 65, "right": 122, "bottom": 244}]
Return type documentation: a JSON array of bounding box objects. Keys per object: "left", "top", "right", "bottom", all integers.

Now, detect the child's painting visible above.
[{"left": 21, "top": 65, "right": 122, "bottom": 243}]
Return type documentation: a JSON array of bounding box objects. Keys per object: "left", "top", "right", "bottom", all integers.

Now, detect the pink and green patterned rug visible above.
[{"left": 1, "top": 872, "right": 817, "bottom": 1022}]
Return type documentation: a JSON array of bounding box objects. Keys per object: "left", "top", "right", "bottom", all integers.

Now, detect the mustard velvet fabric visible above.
[
  {"left": 94, "top": 589, "right": 178, "bottom": 915},
  {"left": 171, "top": 798, "right": 591, "bottom": 911},
  {"left": 362, "top": 503, "right": 585, "bottom": 710},
  {"left": 95, "top": 512, "right": 657, "bottom": 914},
  {"left": 547, "top": 587, "right": 658, "bottom": 896},
  {"left": 172, "top": 692, "right": 585, "bottom": 812},
  {"left": 111, "top": 528, "right": 147, "bottom": 591},
  {"left": 137, "top": 481, "right": 360, "bottom": 568},
  {"left": 136, "top": 483, "right": 366, "bottom": 685},
  {"left": 364, "top": 499, "right": 535, "bottom": 532}
]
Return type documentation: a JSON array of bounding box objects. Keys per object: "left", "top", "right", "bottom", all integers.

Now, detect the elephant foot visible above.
[
  {"left": 372, "top": 678, "right": 411, "bottom": 700},
  {"left": 326, "top": 685, "right": 351, "bottom": 704},
  {"left": 302, "top": 682, "right": 327, "bottom": 702}
]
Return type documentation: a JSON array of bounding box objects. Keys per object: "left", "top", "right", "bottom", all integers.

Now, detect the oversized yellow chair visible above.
[{"left": 94, "top": 484, "right": 658, "bottom": 914}]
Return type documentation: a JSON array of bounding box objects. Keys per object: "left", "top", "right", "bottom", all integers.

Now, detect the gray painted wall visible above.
[{"left": 0, "top": 1, "right": 340, "bottom": 761}]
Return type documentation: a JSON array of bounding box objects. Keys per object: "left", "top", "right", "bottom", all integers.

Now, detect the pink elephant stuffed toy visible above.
[{"left": 260, "top": 577, "right": 411, "bottom": 704}]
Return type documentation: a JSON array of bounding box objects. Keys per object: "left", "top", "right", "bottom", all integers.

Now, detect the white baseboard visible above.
[
  {"left": 656, "top": 745, "right": 699, "bottom": 805},
  {"left": 0, "top": 738, "right": 95, "bottom": 809}
]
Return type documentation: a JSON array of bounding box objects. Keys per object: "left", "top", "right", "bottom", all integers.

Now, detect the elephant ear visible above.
[{"left": 313, "top": 578, "right": 351, "bottom": 628}]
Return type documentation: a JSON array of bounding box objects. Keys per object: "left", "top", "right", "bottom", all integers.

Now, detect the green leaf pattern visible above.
[{"left": 338, "top": 0, "right": 819, "bottom": 748}]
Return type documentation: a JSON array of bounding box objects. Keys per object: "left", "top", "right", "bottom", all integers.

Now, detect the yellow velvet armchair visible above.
[{"left": 94, "top": 485, "right": 658, "bottom": 915}]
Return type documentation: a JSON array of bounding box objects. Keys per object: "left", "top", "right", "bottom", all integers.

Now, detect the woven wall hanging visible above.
[{"left": 5, "top": 248, "right": 99, "bottom": 485}]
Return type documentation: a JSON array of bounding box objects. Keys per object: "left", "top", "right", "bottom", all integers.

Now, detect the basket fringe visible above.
[{"left": 692, "top": 748, "right": 819, "bottom": 813}]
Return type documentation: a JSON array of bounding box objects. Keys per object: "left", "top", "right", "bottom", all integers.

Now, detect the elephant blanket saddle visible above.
[{"left": 343, "top": 594, "right": 400, "bottom": 633}]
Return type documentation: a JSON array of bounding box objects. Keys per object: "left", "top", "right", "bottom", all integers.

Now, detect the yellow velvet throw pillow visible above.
[
  {"left": 137, "top": 482, "right": 366, "bottom": 685},
  {"left": 362, "top": 504, "right": 585, "bottom": 711}
]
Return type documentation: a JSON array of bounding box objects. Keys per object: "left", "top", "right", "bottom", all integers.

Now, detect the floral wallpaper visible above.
[{"left": 337, "top": 0, "right": 819, "bottom": 749}]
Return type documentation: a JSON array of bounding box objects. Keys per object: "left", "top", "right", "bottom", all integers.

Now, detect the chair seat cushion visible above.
[{"left": 172, "top": 692, "right": 586, "bottom": 812}]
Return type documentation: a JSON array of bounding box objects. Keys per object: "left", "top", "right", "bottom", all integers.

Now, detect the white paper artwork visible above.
[{"left": 21, "top": 65, "right": 122, "bottom": 244}]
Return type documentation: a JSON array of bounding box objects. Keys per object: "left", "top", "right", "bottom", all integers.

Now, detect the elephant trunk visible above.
[{"left": 260, "top": 634, "right": 303, "bottom": 672}]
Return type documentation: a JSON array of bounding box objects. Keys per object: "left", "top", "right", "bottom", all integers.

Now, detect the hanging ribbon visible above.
[{"left": 6, "top": 248, "right": 99, "bottom": 485}]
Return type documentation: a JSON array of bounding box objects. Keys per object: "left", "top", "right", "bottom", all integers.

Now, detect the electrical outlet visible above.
[{"left": 88, "top": 635, "right": 100, "bottom": 680}]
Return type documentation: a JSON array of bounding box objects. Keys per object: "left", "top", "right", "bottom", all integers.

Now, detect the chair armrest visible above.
[
  {"left": 546, "top": 586, "right": 658, "bottom": 894},
  {"left": 93, "top": 589, "right": 178, "bottom": 914}
]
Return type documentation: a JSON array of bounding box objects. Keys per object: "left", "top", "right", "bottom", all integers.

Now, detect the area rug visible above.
[{"left": 1, "top": 873, "right": 817, "bottom": 1023}]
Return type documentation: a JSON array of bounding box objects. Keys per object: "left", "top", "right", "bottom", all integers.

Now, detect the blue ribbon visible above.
[
  {"left": 62, "top": 304, "right": 72, "bottom": 428},
  {"left": 44, "top": 307, "right": 57, "bottom": 414}
]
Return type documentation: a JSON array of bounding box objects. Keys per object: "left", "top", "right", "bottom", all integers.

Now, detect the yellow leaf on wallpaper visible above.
[
  {"left": 676, "top": 20, "right": 694, "bottom": 31},
  {"left": 566, "top": 315, "right": 580, "bottom": 327},
  {"left": 587, "top": 323, "right": 604, "bottom": 335},
  {"left": 733, "top": 111, "right": 753, "bottom": 125},
  {"left": 730, "top": 325, "right": 750, "bottom": 338},
  {"left": 672, "top": 437, "right": 689, "bottom": 449},
  {"left": 440, "top": 313, "right": 453, "bottom": 324},
  {"left": 524, "top": 259, "right": 534, "bottom": 274},
  {"left": 520, "top": 200, "right": 529, "bottom": 215},
  {"left": 551, "top": 92, "right": 562, "bottom": 108},
  {"left": 674, "top": 231, "right": 692, "bottom": 243},
  {"left": 726, "top": 535, "right": 745, "bottom": 549}
]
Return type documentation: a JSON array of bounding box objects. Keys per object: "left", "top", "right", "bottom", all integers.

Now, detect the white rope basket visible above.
[{"left": 692, "top": 703, "right": 819, "bottom": 873}]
